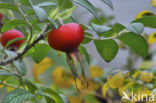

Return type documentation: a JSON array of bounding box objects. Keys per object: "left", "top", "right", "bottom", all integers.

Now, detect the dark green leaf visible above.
[
  {"left": 2, "top": 88, "right": 34, "bottom": 103},
  {"left": 79, "top": 45, "right": 90, "bottom": 64},
  {"left": 89, "top": 15, "right": 107, "bottom": 25},
  {"left": 33, "top": 6, "right": 47, "bottom": 21},
  {"left": 133, "top": 16, "right": 156, "bottom": 28},
  {"left": 74, "top": 0, "right": 99, "bottom": 20},
  {"left": 82, "top": 32, "right": 93, "bottom": 44},
  {"left": 37, "top": 2, "right": 56, "bottom": 7},
  {"left": 24, "top": 79, "right": 38, "bottom": 94},
  {"left": 13, "top": 61, "right": 26, "bottom": 76},
  {"left": 118, "top": 32, "right": 148, "bottom": 57},
  {"left": 20, "top": 0, "right": 31, "bottom": 6},
  {"left": 1, "top": 19, "right": 26, "bottom": 32},
  {"left": 100, "top": 0, "right": 113, "bottom": 10},
  {"left": 45, "top": 96, "right": 56, "bottom": 103},
  {"left": 0, "top": 3, "right": 18, "bottom": 11},
  {"left": 113, "top": 23, "right": 125, "bottom": 33},
  {"left": 57, "top": 0, "right": 73, "bottom": 9},
  {"left": 94, "top": 40, "right": 118, "bottom": 62},
  {"left": 32, "top": 43, "right": 51, "bottom": 63},
  {"left": 40, "top": 87, "right": 63, "bottom": 103},
  {"left": 4, "top": 37, "right": 25, "bottom": 49},
  {"left": 125, "top": 23, "right": 144, "bottom": 34}
]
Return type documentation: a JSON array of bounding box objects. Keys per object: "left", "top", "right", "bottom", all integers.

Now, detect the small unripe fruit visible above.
[
  {"left": 48, "top": 23, "right": 84, "bottom": 53},
  {"left": 1, "top": 29, "right": 25, "bottom": 48}
]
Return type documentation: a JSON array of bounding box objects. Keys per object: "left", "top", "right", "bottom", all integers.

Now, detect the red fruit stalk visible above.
[
  {"left": 1, "top": 30, "right": 25, "bottom": 50},
  {"left": 0, "top": 13, "right": 3, "bottom": 30},
  {"left": 0, "top": 13, "right": 3, "bottom": 21},
  {"left": 48, "top": 23, "right": 88, "bottom": 91}
]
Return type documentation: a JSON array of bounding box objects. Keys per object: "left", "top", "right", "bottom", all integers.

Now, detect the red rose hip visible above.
[
  {"left": 1, "top": 29, "right": 25, "bottom": 48},
  {"left": 48, "top": 23, "right": 84, "bottom": 53}
]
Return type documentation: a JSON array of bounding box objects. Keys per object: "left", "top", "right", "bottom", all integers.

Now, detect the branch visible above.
[
  {"left": 0, "top": 24, "right": 49, "bottom": 65},
  {"left": 84, "top": 35, "right": 118, "bottom": 41}
]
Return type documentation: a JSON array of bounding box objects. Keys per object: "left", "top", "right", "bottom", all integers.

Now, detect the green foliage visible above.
[
  {"left": 13, "top": 61, "right": 27, "bottom": 76},
  {"left": 133, "top": 16, "right": 156, "bottom": 28},
  {"left": 0, "top": 2, "right": 18, "bottom": 11},
  {"left": 73, "top": 0, "right": 99, "bottom": 20},
  {"left": 1, "top": 19, "right": 26, "bottom": 32},
  {"left": 32, "top": 43, "right": 51, "bottom": 63},
  {"left": 94, "top": 40, "right": 119, "bottom": 62},
  {"left": 100, "top": 0, "right": 113, "bottom": 10},
  {"left": 2, "top": 88, "right": 35, "bottom": 103},
  {"left": 125, "top": 23, "right": 144, "bottom": 34},
  {"left": 118, "top": 32, "right": 148, "bottom": 57}
]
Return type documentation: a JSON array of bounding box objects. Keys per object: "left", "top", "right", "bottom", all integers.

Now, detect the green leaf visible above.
[
  {"left": 59, "top": 94, "right": 70, "bottom": 103},
  {"left": 20, "top": 0, "right": 31, "bottom": 6},
  {"left": 133, "top": 16, "right": 156, "bottom": 28},
  {"left": 71, "top": 13, "right": 78, "bottom": 23},
  {"left": 125, "top": 23, "right": 144, "bottom": 34},
  {"left": 92, "top": 23, "right": 111, "bottom": 34},
  {"left": 45, "top": 96, "right": 56, "bottom": 103},
  {"left": 37, "top": 2, "right": 56, "bottom": 7},
  {"left": 57, "top": 0, "right": 73, "bottom": 9},
  {"left": 40, "top": 87, "right": 63, "bottom": 103},
  {"left": 47, "top": 18, "right": 59, "bottom": 29},
  {"left": 0, "top": 70, "right": 15, "bottom": 76},
  {"left": 113, "top": 23, "right": 125, "bottom": 33},
  {"left": 73, "top": 0, "right": 99, "bottom": 20},
  {"left": 13, "top": 61, "right": 27, "bottom": 76},
  {"left": 24, "top": 79, "right": 38, "bottom": 94},
  {"left": 0, "top": 3, "right": 18, "bottom": 11},
  {"left": 82, "top": 32, "right": 93, "bottom": 44},
  {"left": 2, "top": 88, "right": 34, "bottom": 103},
  {"left": 89, "top": 15, "right": 107, "bottom": 25},
  {"left": 100, "top": 0, "right": 113, "bottom": 10},
  {"left": 54, "top": 7, "right": 76, "bottom": 20},
  {"left": 33, "top": 6, "right": 47, "bottom": 21},
  {"left": 32, "top": 43, "right": 51, "bottom": 63},
  {"left": 1, "top": 19, "right": 26, "bottom": 32},
  {"left": 118, "top": 32, "right": 148, "bottom": 57},
  {"left": 4, "top": 37, "right": 25, "bottom": 49},
  {"left": 94, "top": 40, "right": 118, "bottom": 62},
  {"left": 79, "top": 45, "right": 90, "bottom": 64}
]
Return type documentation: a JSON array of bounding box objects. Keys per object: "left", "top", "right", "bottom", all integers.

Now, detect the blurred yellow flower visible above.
[
  {"left": 102, "top": 83, "right": 110, "bottom": 97},
  {"left": 76, "top": 77, "right": 99, "bottom": 91},
  {"left": 138, "top": 61, "right": 156, "bottom": 69},
  {"left": 33, "top": 57, "right": 53, "bottom": 82},
  {"left": 68, "top": 95, "right": 83, "bottom": 103},
  {"left": 151, "top": 0, "right": 156, "bottom": 7},
  {"left": 140, "top": 72, "right": 154, "bottom": 83},
  {"left": 52, "top": 67, "right": 73, "bottom": 88},
  {"left": 0, "top": 81, "right": 6, "bottom": 88},
  {"left": 107, "top": 72, "right": 125, "bottom": 89},
  {"left": 89, "top": 65, "right": 103, "bottom": 78},
  {"left": 148, "top": 32, "right": 156, "bottom": 45},
  {"left": 136, "top": 10, "right": 154, "bottom": 19}
]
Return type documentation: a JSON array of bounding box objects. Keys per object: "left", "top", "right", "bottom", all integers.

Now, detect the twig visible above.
[
  {"left": 0, "top": 24, "right": 49, "bottom": 65},
  {"left": 15, "top": 2, "right": 33, "bottom": 45},
  {"left": 84, "top": 35, "right": 118, "bottom": 41},
  {"left": 0, "top": 81, "right": 18, "bottom": 88}
]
